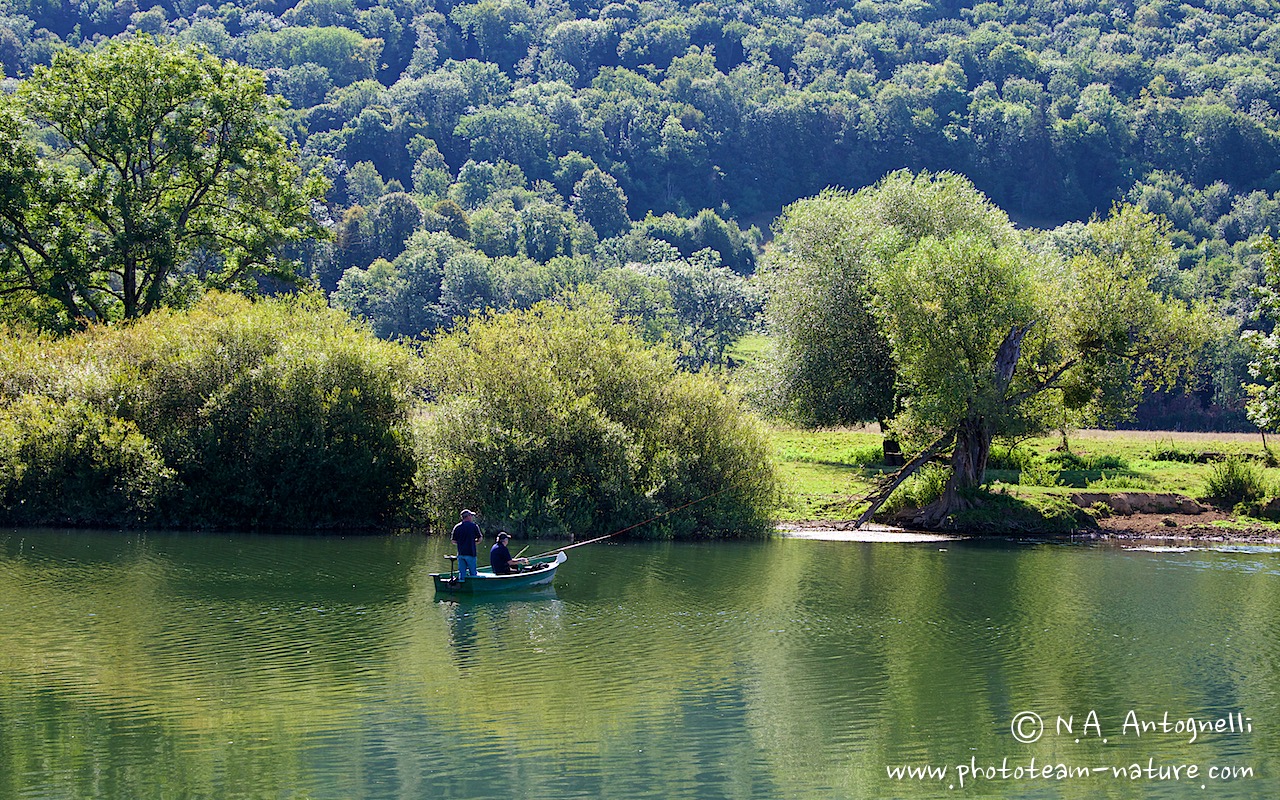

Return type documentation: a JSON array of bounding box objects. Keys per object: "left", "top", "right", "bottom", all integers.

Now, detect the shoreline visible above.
[{"left": 777, "top": 511, "right": 1280, "bottom": 545}]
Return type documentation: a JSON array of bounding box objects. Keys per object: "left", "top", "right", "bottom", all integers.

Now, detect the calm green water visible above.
[{"left": 1, "top": 530, "right": 1278, "bottom": 799}]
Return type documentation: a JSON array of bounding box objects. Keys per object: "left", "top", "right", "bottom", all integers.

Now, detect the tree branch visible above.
[{"left": 853, "top": 429, "right": 957, "bottom": 529}]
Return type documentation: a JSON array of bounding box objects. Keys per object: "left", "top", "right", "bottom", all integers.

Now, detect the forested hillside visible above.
[{"left": 3, "top": 0, "right": 1279, "bottom": 427}]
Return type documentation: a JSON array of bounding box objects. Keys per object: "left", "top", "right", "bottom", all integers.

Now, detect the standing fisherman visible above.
[{"left": 450, "top": 509, "right": 482, "bottom": 583}]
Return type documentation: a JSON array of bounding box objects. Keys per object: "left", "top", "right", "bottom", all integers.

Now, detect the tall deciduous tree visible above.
[
  {"left": 0, "top": 36, "right": 327, "bottom": 327},
  {"left": 769, "top": 171, "right": 1208, "bottom": 526},
  {"left": 1244, "top": 236, "right": 1280, "bottom": 434},
  {"left": 571, "top": 168, "right": 630, "bottom": 239},
  {"left": 763, "top": 189, "right": 899, "bottom": 428}
]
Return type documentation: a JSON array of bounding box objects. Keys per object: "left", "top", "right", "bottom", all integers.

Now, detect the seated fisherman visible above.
[{"left": 488, "top": 532, "right": 528, "bottom": 575}]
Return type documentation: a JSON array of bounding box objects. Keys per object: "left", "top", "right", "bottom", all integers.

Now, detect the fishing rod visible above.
[{"left": 527, "top": 487, "right": 731, "bottom": 560}]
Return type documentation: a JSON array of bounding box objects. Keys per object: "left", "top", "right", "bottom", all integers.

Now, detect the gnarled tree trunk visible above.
[
  {"left": 915, "top": 415, "right": 991, "bottom": 527},
  {"left": 914, "top": 324, "right": 1029, "bottom": 527}
]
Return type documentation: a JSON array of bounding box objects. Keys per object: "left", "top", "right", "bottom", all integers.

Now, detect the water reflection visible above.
[
  {"left": 1, "top": 530, "right": 1278, "bottom": 798},
  {"left": 438, "top": 590, "right": 564, "bottom": 674}
]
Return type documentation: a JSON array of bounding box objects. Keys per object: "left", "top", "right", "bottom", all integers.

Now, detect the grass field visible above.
[{"left": 769, "top": 426, "right": 1280, "bottom": 522}]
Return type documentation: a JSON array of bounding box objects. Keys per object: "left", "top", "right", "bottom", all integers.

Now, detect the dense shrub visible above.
[
  {"left": 0, "top": 396, "right": 174, "bottom": 525},
  {"left": 416, "top": 294, "right": 778, "bottom": 538},
  {"left": 1202, "top": 456, "right": 1270, "bottom": 508},
  {"left": 881, "top": 462, "right": 950, "bottom": 516},
  {"left": 1017, "top": 461, "right": 1063, "bottom": 488},
  {"left": 0, "top": 293, "right": 420, "bottom": 528},
  {"left": 846, "top": 445, "right": 886, "bottom": 466},
  {"left": 1045, "top": 452, "right": 1129, "bottom": 471},
  {"left": 986, "top": 445, "right": 1039, "bottom": 472},
  {"left": 987, "top": 445, "right": 1061, "bottom": 486},
  {"left": 1087, "top": 473, "right": 1159, "bottom": 490},
  {"left": 1148, "top": 443, "right": 1200, "bottom": 463}
]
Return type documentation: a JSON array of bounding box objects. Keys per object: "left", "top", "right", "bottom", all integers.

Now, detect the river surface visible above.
[{"left": 1, "top": 530, "right": 1278, "bottom": 799}]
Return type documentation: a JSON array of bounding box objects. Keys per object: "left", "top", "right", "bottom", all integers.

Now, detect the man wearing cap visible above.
[
  {"left": 488, "top": 532, "right": 528, "bottom": 575},
  {"left": 450, "top": 509, "right": 482, "bottom": 582}
]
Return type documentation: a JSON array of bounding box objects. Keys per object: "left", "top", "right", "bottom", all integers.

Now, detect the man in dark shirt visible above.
[
  {"left": 488, "top": 532, "right": 527, "bottom": 575},
  {"left": 450, "top": 509, "right": 482, "bottom": 582}
]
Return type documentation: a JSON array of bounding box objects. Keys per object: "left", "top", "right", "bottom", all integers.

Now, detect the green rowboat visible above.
[{"left": 432, "top": 551, "right": 566, "bottom": 594}]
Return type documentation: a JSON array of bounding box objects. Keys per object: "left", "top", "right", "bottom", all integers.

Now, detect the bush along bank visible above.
[
  {"left": 415, "top": 294, "right": 779, "bottom": 539},
  {"left": 0, "top": 293, "right": 418, "bottom": 529},
  {"left": 0, "top": 292, "right": 778, "bottom": 536}
]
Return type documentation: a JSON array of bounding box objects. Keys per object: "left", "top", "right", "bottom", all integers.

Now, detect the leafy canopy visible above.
[
  {"left": 0, "top": 36, "right": 327, "bottom": 327},
  {"left": 0, "top": 292, "right": 420, "bottom": 528},
  {"left": 1244, "top": 236, "right": 1280, "bottom": 433},
  {"left": 769, "top": 171, "right": 1208, "bottom": 489}
]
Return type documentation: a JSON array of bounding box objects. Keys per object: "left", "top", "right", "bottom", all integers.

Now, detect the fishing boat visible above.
[
  {"left": 431, "top": 492, "right": 724, "bottom": 595},
  {"left": 432, "top": 551, "right": 567, "bottom": 594}
]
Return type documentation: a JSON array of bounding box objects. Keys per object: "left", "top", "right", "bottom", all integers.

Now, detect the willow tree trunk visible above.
[
  {"left": 916, "top": 416, "right": 992, "bottom": 527},
  {"left": 915, "top": 324, "right": 1028, "bottom": 527}
]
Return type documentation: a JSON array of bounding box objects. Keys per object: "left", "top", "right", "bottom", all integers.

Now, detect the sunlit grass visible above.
[
  {"left": 769, "top": 426, "right": 885, "bottom": 520},
  {"left": 769, "top": 426, "right": 1280, "bottom": 522},
  {"left": 724, "top": 333, "right": 771, "bottom": 369}
]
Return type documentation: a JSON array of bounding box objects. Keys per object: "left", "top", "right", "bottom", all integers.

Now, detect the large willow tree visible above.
[
  {"left": 767, "top": 171, "right": 1209, "bottom": 526},
  {"left": 0, "top": 36, "right": 326, "bottom": 327}
]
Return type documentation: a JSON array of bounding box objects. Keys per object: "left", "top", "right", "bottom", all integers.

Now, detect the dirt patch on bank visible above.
[
  {"left": 1072, "top": 491, "right": 1280, "bottom": 543},
  {"left": 779, "top": 491, "right": 1280, "bottom": 544},
  {"left": 1091, "top": 510, "right": 1280, "bottom": 543}
]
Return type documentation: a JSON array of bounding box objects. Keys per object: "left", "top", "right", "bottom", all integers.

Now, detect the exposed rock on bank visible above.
[{"left": 1068, "top": 492, "right": 1207, "bottom": 516}]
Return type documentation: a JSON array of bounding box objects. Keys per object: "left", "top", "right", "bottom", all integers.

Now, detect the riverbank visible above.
[
  {"left": 770, "top": 426, "right": 1280, "bottom": 543},
  {"left": 778, "top": 512, "right": 1280, "bottom": 544}
]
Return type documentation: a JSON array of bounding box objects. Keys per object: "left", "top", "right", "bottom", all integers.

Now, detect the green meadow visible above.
[{"left": 770, "top": 427, "right": 1280, "bottom": 526}]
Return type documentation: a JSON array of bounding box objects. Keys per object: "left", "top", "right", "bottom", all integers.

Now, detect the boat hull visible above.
[{"left": 432, "top": 553, "right": 565, "bottom": 594}]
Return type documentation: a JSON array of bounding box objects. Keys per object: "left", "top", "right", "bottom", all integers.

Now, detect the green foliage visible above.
[
  {"left": 1087, "top": 473, "right": 1159, "bottom": 490},
  {"left": 8, "top": 0, "right": 1280, "bottom": 258},
  {"left": 872, "top": 228, "right": 1035, "bottom": 433},
  {"left": 128, "top": 296, "right": 419, "bottom": 528},
  {"left": 1202, "top": 456, "right": 1271, "bottom": 508},
  {"left": 0, "top": 395, "right": 175, "bottom": 526},
  {"left": 1018, "top": 461, "right": 1063, "bottom": 488},
  {"left": 0, "top": 293, "right": 419, "bottom": 528},
  {"left": 882, "top": 463, "right": 951, "bottom": 516},
  {"left": 599, "top": 252, "right": 756, "bottom": 369},
  {"left": 415, "top": 294, "right": 778, "bottom": 538},
  {"left": 433, "top": 199, "right": 471, "bottom": 241},
  {"left": 845, "top": 445, "right": 886, "bottom": 467},
  {"left": 762, "top": 188, "right": 898, "bottom": 428},
  {"left": 769, "top": 172, "right": 1210, "bottom": 507},
  {"left": 1, "top": 36, "right": 327, "bottom": 327},
  {"left": 1045, "top": 452, "right": 1130, "bottom": 471},
  {"left": 986, "top": 445, "right": 1039, "bottom": 472},
  {"left": 346, "top": 161, "right": 388, "bottom": 206},
  {"left": 241, "top": 25, "right": 382, "bottom": 86},
  {"left": 948, "top": 493, "right": 1096, "bottom": 536},
  {"left": 1148, "top": 442, "right": 1201, "bottom": 462},
  {"left": 636, "top": 211, "right": 758, "bottom": 275},
  {"left": 571, "top": 168, "right": 630, "bottom": 239},
  {"left": 987, "top": 446, "right": 1068, "bottom": 487},
  {"left": 1244, "top": 236, "right": 1280, "bottom": 433}
]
